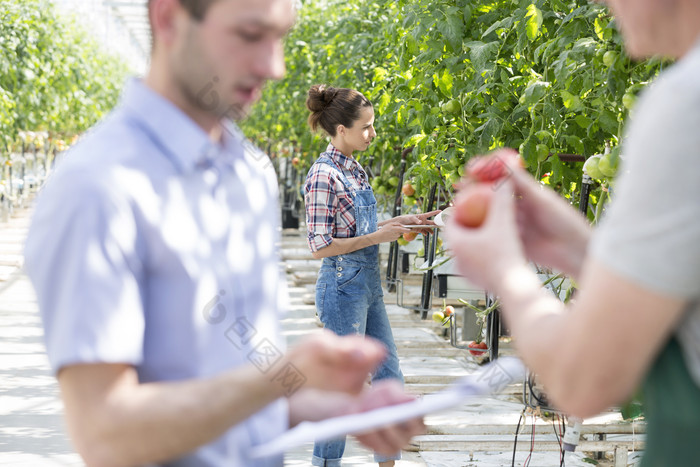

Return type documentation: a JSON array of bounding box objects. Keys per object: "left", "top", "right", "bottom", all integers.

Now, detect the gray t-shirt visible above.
[{"left": 590, "top": 40, "right": 700, "bottom": 386}]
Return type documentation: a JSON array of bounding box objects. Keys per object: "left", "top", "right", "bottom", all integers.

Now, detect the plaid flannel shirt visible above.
[{"left": 304, "top": 144, "right": 372, "bottom": 252}]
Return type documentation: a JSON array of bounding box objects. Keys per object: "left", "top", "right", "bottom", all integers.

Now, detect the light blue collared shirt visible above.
[{"left": 24, "top": 79, "right": 289, "bottom": 466}]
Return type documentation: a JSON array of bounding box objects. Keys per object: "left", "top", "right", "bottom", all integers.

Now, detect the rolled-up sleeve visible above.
[{"left": 304, "top": 165, "right": 336, "bottom": 252}]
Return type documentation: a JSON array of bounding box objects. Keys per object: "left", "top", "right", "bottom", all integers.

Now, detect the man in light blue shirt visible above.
[{"left": 23, "top": 0, "right": 424, "bottom": 465}]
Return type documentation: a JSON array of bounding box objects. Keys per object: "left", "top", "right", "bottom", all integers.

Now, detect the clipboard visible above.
[{"left": 249, "top": 358, "right": 526, "bottom": 459}]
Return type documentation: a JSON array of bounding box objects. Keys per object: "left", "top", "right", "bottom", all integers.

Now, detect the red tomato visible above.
[
  {"left": 468, "top": 341, "right": 488, "bottom": 356},
  {"left": 466, "top": 149, "right": 521, "bottom": 183},
  {"left": 402, "top": 231, "right": 418, "bottom": 242},
  {"left": 454, "top": 184, "right": 492, "bottom": 228},
  {"left": 402, "top": 183, "right": 416, "bottom": 197}
]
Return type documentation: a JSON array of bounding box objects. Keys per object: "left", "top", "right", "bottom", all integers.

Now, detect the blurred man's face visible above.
[
  {"left": 170, "top": 0, "right": 295, "bottom": 121},
  {"left": 602, "top": 0, "right": 680, "bottom": 58}
]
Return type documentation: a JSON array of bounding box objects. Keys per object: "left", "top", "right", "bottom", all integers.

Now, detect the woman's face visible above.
[{"left": 340, "top": 106, "right": 376, "bottom": 153}]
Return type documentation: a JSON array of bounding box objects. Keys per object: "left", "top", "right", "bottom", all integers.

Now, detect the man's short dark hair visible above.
[
  {"left": 178, "top": 0, "right": 219, "bottom": 21},
  {"left": 147, "top": 0, "right": 218, "bottom": 22}
]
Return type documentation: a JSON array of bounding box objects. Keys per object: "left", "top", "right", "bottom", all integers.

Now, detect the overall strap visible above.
[{"left": 315, "top": 154, "right": 357, "bottom": 197}]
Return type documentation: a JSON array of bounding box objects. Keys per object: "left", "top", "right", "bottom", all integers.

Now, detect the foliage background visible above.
[
  {"left": 0, "top": 0, "right": 130, "bottom": 154},
  {"left": 242, "top": 0, "right": 663, "bottom": 217}
]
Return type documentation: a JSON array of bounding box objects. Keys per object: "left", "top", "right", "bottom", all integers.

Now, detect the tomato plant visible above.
[
  {"left": 0, "top": 0, "right": 129, "bottom": 157},
  {"left": 242, "top": 0, "right": 663, "bottom": 220}
]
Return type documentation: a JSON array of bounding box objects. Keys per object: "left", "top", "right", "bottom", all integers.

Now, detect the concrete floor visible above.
[{"left": 0, "top": 207, "right": 644, "bottom": 466}]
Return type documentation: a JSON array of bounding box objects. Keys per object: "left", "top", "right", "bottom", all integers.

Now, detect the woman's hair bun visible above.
[
  {"left": 306, "top": 84, "right": 372, "bottom": 136},
  {"left": 307, "top": 84, "right": 339, "bottom": 113}
]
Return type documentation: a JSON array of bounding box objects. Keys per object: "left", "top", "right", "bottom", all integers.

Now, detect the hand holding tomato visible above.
[
  {"left": 465, "top": 148, "right": 522, "bottom": 184},
  {"left": 453, "top": 149, "right": 521, "bottom": 228},
  {"left": 445, "top": 159, "right": 526, "bottom": 292},
  {"left": 453, "top": 184, "right": 493, "bottom": 228},
  {"left": 448, "top": 147, "right": 592, "bottom": 288}
]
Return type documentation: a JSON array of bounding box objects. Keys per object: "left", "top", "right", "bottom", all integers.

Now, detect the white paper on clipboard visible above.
[
  {"left": 433, "top": 207, "right": 454, "bottom": 227},
  {"left": 249, "top": 357, "right": 526, "bottom": 459},
  {"left": 402, "top": 224, "right": 442, "bottom": 229}
]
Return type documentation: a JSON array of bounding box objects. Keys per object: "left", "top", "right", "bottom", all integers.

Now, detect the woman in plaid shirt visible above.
[{"left": 303, "top": 84, "right": 438, "bottom": 467}]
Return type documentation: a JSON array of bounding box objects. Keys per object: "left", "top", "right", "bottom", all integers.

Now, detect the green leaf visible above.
[
  {"left": 520, "top": 80, "right": 550, "bottom": 106},
  {"left": 373, "top": 67, "right": 388, "bottom": 83},
  {"left": 482, "top": 16, "right": 515, "bottom": 39},
  {"left": 405, "top": 133, "right": 427, "bottom": 147},
  {"left": 525, "top": 4, "right": 543, "bottom": 42},
  {"left": 598, "top": 109, "right": 619, "bottom": 134},
  {"left": 575, "top": 115, "right": 593, "bottom": 129},
  {"left": 437, "top": 69, "right": 453, "bottom": 97},
  {"left": 561, "top": 90, "right": 583, "bottom": 111},
  {"left": 563, "top": 135, "right": 585, "bottom": 155},
  {"left": 464, "top": 40, "right": 499, "bottom": 71},
  {"left": 519, "top": 138, "right": 537, "bottom": 168},
  {"left": 463, "top": 5, "right": 473, "bottom": 30},
  {"left": 594, "top": 17, "right": 609, "bottom": 42},
  {"left": 377, "top": 93, "right": 392, "bottom": 114},
  {"left": 442, "top": 6, "right": 465, "bottom": 53}
]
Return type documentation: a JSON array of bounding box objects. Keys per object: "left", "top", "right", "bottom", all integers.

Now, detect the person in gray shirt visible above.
[{"left": 446, "top": 1, "right": 700, "bottom": 465}]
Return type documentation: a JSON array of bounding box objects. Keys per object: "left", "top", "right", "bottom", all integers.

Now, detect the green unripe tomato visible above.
[
  {"left": 583, "top": 154, "right": 604, "bottom": 180},
  {"left": 442, "top": 99, "right": 462, "bottom": 115},
  {"left": 622, "top": 92, "right": 636, "bottom": 110},
  {"left": 536, "top": 144, "right": 550, "bottom": 162},
  {"left": 598, "top": 151, "right": 620, "bottom": 178},
  {"left": 603, "top": 51, "right": 618, "bottom": 68}
]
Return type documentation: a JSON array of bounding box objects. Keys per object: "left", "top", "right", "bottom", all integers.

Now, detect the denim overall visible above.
[{"left": 311, "top": 155, "right": 403, "bottom": 466}]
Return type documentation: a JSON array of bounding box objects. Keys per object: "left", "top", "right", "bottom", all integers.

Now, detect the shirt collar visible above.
[
  {"left": 120, "top": 78, "right": 239, "bottom": 173},
  {"left": 326, "top": 143, "right": 359, "bottom": 172}
]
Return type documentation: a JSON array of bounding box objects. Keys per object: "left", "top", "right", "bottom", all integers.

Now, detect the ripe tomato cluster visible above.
[{"left": 431, "top": 305, "right": 454, "bottom": 327}]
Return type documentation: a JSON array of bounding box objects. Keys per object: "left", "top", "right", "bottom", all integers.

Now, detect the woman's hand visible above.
[
  {"left": 374, "top": 222, "right": 411, "bottom": 243},
  {"left": 387, "top": 209, "right": 441, "bottom": 235}
]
